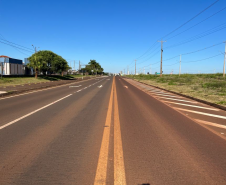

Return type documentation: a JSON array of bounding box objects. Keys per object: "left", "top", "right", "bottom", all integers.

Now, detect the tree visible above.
[
  {"left": 52, "top": 56, "right": 70, "bottom": 76},
  {"left": 28, "top": 50, "right": 70, "bottom": 77},
  {"left": 27, "top": 53, "right": 45, "bottom": 78},
  {"left": 84, "top": 60, "right": 104, "bottom": 75},
  {"left": 37, "top": 50, "right": 57, "bottom": 74}
]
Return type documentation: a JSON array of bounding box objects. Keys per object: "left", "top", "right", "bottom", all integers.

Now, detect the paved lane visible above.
[
  {"left": 1, "top": 76, "right": 226, "bottom": 184},
  {"left": 0, "top": 77, "right": 105, "bottom": 127},
  {"left": 0, "top": 76, "right": 113, "bottom": 184},
  {"left": 116, "top": 76, "right": 226, "bottom": 184}
]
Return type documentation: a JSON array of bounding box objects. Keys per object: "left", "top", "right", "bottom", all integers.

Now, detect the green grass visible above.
[
  {"left": 0, "top": 74, "right": 88, "bottom": 87},
  {"left": 126, "top": 73, "right": 226, "bottom": 106}
]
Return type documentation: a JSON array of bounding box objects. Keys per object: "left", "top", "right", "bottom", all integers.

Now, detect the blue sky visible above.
[{"left": 0, "top": 0, "right": 225, "bottom": 74}]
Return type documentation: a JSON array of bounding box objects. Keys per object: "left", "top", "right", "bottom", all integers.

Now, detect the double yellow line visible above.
[{"left": 94, "top": 77, "right": 126, "bottom": 185}]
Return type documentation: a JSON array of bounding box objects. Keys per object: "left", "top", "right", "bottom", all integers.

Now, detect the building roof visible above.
[{"left": 0, "top": 55, "right": 10, "bottom": 58}]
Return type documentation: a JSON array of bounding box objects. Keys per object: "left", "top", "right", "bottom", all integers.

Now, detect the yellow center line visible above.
[
  {"left": 94, "top": 77, "right": 114, "bottom": 185},
  {"left": 94, "top": 77, "right": 127, "bottom": 184},
  {"left": 114, "top": 78, "right": 127, "bottom": 185}
]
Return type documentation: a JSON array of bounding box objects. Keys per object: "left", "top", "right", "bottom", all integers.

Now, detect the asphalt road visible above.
[{"left": 0, "top": 76, "right": 226, "bottom": 184}]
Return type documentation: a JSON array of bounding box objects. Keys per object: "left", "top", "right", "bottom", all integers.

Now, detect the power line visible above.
[
  {"left": 165, "top": 23, "right": 226, "bottom": 49},
  {"left": 166, "top": 6, "right": 226, "bottom": 41},
  {"left": 0, "top": 40, "right": 33, "bottom": 53},
  {"left": 160, "top": 54, "right": 221, "bottom": 67},
  {"left": 163, "top": 41, "right": 224, "bottom": 61},
  {"left": 164, "top": 62, "right": 180, "bottom": 66},
  {"left": 139, "top": 53, "right": 222, "bottom": 71},
  {"left": 182, "top": 53, "right": 222, "bottom": 63},
  {"left": 0, "top": 34, "right": 34, "bottom": 56},
  {"left": 0, "top": 38, "right": 33, "bottom": 51},
  {"left": 135, "top": 42, "right": 159, "bottom": 60},
  {"left": 130, "top": 0, "right": 219, "bottom": 65},
  {"left": 161, "top": 0, "right": 220, "bottom": 39}
]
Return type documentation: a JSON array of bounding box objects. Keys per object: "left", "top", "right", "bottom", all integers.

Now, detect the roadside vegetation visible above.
[
  {"left": 0, "top": 74, "right": 86, "bottom": 87},
  {"left": 81, "top": 60, "right": 104, "bottom": 75},
  {"left": 126, "top": 73, "right": 226, "bottom": 106},
  {"left": 27, "top": 50, "right": 70, "bottom": 78}
]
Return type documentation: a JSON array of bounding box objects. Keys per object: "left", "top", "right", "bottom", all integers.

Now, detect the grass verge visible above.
[
  {"left": 0, "top": 74, "right": 88, "bottom": 87},
  {"left": 126, "top": 73, "right": 226, "bottom": 107}
]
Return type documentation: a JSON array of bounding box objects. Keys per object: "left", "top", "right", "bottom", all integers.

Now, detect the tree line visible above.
[
  {"left": 28, "top": 50, "right": 70, "bottom": 78},
  {"left": 81, "top": 60, "right": 104, "bottom": 75}
]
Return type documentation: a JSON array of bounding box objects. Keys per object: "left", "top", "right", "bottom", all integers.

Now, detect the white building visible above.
[{"left": 0, "top": 57, "right": 24, "bottom": 75}]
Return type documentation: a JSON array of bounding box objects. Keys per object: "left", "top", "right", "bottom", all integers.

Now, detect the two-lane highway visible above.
[{"left": 0, "top": 76, "right": 226, "bottom": 184}]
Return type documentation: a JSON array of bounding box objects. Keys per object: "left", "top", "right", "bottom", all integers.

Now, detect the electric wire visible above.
[
  {"left": 131, "top": 0, "right": 220, "bottom": 63},
  {"left": 0, "top": 40, "right": 33, "bottom": 53},
  {"left": 166, "top": 6, "right": 226, "bottom": 41},
  {"left": 0, "top": 38, "right": 33, "bottom": 51},
  {"left": 163, "top": 41, "right": 224, "bottom": 61},
  {"left": 165, "top": 23, "right": 226, "bottom": 49},
  {"left": 182, "top": 53, "right": 222, "bottom": 63},
  {"left": 161, "top": 0, "right": 220, "bottom": 39}
]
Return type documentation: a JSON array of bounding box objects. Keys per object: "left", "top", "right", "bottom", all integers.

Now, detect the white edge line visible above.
[
  {"left": 157, "top": 96, "right": 197, "bottom": 103},
  {"left": 0, "top": 94, "right": 72, "bottom": 130},
  {"left": 175, "top": 107, "right": 226, "bottom": 120},
  {"left": 195, "top": 119, "right": 226, "bottom": 129},
  {"left": 163, "top": 100, "right": 219, "bottom": 111}
]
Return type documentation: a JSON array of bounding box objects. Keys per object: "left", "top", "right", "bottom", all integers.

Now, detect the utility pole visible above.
[
  {"left": 79, "top": 60, "right": 81, "bottom": 71},
  {"left": 32, "top": 45, "right": 38, "bottom": 77},
  {"left": 224, "top": 41, "right": 226, "bottom": 77},
  {"left": 158, "top": 40, "right": 166, "bottom": 77},
  {"left": 179, "top": 54, "right": 181, "bottom": 76},
  {"left": 150, "top": 64, "right": 151, "bottom": 75},
  {"left": 124, "top": 68, "right": 125, "bottom": 75},
  {"left": 0, "top": 62, "right": 2, "bottom": 79},
  {"left": 135, "top": 59, "right": 136, "bottom": 75},
  {"left": 74, "top": 60, "right": 75, "bottom": 71}
]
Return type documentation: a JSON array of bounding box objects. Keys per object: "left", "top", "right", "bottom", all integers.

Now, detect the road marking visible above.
[
  {"left": 124, "top": 86, "right": 128, "bottom": 89},
  {"left": 98, "top": 85, "right": 103, "bottom": 88},
  {"left": 0, "top": 77, "right": 100, "bottom": 100},
  {"left": 151, "top": 93, "right": 179, "bottom": 98},
  {"left": 0, "top": 91, "right": 7, "bottom": 94},
  {"left": 163, "top": 100, "right": 219, "bottom": 111},
  {"left": 194, "top": 119, "right": 226, "bottom": 129},
  {"left": 0, "top": 94, "right": 72, "bottom": 130},
  {"left": 114, "top": 78, "right": 127, "bottom": 185},
  {"left": 77, "top": 90, "right": 82, "bottom": 92},
  {"left": 148, "top": 89, "right": 165, "bottom": 93},
  {"left": 157, "top": 96, "right": 197, "bottom": 103},
  {"left": 94, "top": 77, "right": 114, "bottom": 185},
  {"left": 69, "top": 85, "right": 82, "bottom": 88},
  {"left": 175, "top": 107, "right": 226, "bottom": 120}
]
